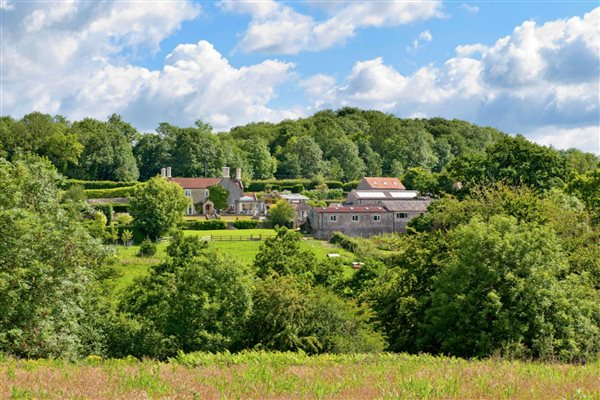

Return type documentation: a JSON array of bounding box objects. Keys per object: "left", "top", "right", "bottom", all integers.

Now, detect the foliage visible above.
[
  {"left": 0, "top": 157, "right": 113, "bottom": 359},
  {"left": 207, "top": 184, "right": 229, "bottom": 211},
  {"left": 137, "top": 238, "right": 157, "bottom": 257},
  {"left": 194, "top": 220, "right": 227, "bottom": 230},
  {"left": 233, "top": 220, "right": 260, "bottom": 229},
  {"left": 129, "top": 177, "right": 189, "bottom": 240},
  {"left": 567, "top": 167, "right": 600, "bottom": 221},
  {"left": 267, "top": 200, "right": 296, "bottom": 228},
  {"left": 66, "top": 179, "right": 138, "bottom": 190},
  {"left": 118, "top": 232, "right": 253, "bottom": 358},
  {"left": 120, "top": 229, "right": 133, "bottom": 246},
  {"left": 254, "top": 228, "right": 318, "bottom": 280},
  {"left": 84, "top": 186, "right": 137, "bottom": 199},
  {"left": 243, "top": 275, "right": 384, "bottom": 354}
]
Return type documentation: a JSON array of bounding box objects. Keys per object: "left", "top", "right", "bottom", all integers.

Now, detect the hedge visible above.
[
  {"left": 329, "top": 232, "right": 360, "bottom": 253},
  {"left": 232, "top": 220, "right": 259, "bottom": 229},
  {"left": 85, "top": 186, "right": 137, "bottom": 199},
  {"left": 194, "top": 220, "right": 227, "bottom": 230},
  {"left": 67, "top": 179, "right": 138, "bottom": 190},
  {"left": 249, "top": 179, "right": 358, "bottom": 192},
  {"left": 112, "top": 204, "right": 130, "bottom": 213}
]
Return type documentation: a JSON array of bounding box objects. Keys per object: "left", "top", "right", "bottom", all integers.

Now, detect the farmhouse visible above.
[
  {"left": 167, "top": 166, "right": 251, "bottom": 215},
  {"left": 308, "top": 176, "right": 431, "bottom": 238}
]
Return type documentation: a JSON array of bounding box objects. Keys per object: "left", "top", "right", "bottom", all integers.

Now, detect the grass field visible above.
[
  {"left": 2, "top": 352, "right": 599, "bottom": 399},
  {"left": 110, "top": 229, "right": 355, "bottom": 296}
]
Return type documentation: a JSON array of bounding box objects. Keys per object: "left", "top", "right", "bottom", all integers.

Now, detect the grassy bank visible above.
[
  {"left": 110, "top": 229, "right": 355, "bottom": 296},
  {"left": 2, "top": 352, "right": 599, "bottom": 399}
]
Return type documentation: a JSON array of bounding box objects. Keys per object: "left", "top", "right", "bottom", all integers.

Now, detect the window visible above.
[
  {"left": 184, "top": 189, "right": 192, "bottom": 197},
  {"left": 205, "top": 189, "right": 210, "bottom": 198},
  {"left": 352, "top": 215, "right": 359, "bottom": 222},
  {"left": 329, "top": 215, "right": 337, "bottom": 222},
  {"left": 187, "top": 205, "right": 193, "bottom": 215},
  {"left": 396, "top": 212, "right": 408, "bottom": 220},
  {"left": 373, "top": 215, "right": 381, "bottom": 222}
]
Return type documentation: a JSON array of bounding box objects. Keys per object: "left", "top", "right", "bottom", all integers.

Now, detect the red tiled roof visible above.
[
  {"left": 362, "top": 177, "right": 405, "bottom": 190},
  {"left": 315, "top": 205, "right": 387, "bottom": 214},
  {"left": 170, "top": 177, "right": 221, "bottom": 189}
]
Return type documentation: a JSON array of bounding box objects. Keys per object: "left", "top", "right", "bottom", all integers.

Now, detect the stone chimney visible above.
[
  {"left": 222, "top": 166, "right": 230, "bottom": 178},
  {"left": 235, "top": 168, "right": 242, "bottom": 180},
  {"left": 161, "top": 168, "right": 166, "bottom": 178},
  {"left": 166, "top": 167, "right": 172, "bottom": 178}
]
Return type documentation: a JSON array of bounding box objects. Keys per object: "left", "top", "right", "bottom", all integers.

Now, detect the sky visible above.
[{"left": 1, "top": 0, "right": 599, "bottom": 153}]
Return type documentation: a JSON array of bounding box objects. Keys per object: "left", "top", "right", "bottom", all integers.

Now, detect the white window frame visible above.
[
  {"left": 205, "top": 189, "right": 210, "bottom": 198},
  {"left": 351, "top": 215, "right": 359, "bottom": 222},
  {"left": 184, "top": 189, "right": 192, "bottom": 197},
  {"left": 329, "top": 215, "right": 337, "bottom": 222},
  {"left": 373, "top": 215, "right": 381, "bottom": 222}
]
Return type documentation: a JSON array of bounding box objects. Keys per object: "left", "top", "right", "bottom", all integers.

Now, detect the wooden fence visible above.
[{"left": 199, "top": 234, "right": 276, "bottom": 242}]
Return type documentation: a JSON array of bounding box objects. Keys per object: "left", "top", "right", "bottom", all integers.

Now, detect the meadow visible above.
[
  {"left": 111, "top": 228, "right": 355, "bottom": 295},
  {"left": 2, "top": 352, "right": 599, "bottom": 399}
]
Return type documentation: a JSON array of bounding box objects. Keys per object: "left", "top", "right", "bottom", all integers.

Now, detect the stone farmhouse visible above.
[
  {"left": 308, "top": 177, "right": 431, "bottom": 238},
  {"left": 166, "top": 166, "right": 256, "bottom": 215}
]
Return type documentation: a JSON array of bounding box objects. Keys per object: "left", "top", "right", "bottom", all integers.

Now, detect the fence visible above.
[{"left": 199, "top": 234, "right": 276, "bottom": 242}]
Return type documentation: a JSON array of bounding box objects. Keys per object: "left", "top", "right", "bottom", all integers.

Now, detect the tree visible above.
[
  {"left": 133, "top": 134, "right": 171, "bottom": 181},
  {"left": 68, "top": 118, "right": 139, "bottom": 181},
  {"left": 207, "top": 184, "right": 229, "bottom": 211},
  {"left": 118, "top": 233, "right": 253, "bottom": 357},
  {"left": 280, "top": 136, "right": 324, "bottom": 178},
  {"left": 120, "top": 229, "right": 133, "bottom": 246},
  {"left": 129, "top": 177, "right": 189, "bottom": 240},
  {"left": 254, "top": 227, "right": 317, "bottom": 279},
  {"left": 0, "top": 157, "right": 112, "bottom": 358},
  {"left": 243, "top": 275, "right": 384, "bottom": 354},
  {"left": 423, "top": 216, "right": 599, "bottom": 361},
  {"left": 267, "top": 200, "right": 296, "bottom": 228},
  {"left": 242, "top": 137, "right": 277, "bottom": 179}
]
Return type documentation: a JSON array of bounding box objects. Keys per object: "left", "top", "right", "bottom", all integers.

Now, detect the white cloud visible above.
[
  {"left": 0, "top": 0, "right": 14, "bottom": 10},
  {"left": 461, "top": 4, "right": 479, "bottom": 15},
  {"left": 529, "top": 126, "right": 599, "bottom": 154},
  {"left": 222, "top": 0, "right": 443, "bottom": 54},
  {"left": 302, "top": 8, "right": 600, "bottom": 152},
  {"left": 408, "top": 30, "right": 434, "bottom": 52},
  {"left": 2, "top": 1, "right": 300, "bottom": 130}
]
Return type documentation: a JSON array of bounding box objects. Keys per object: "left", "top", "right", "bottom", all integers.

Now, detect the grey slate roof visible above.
[{"left": 381, "top": 200, "right": 431, "bottom": 212}]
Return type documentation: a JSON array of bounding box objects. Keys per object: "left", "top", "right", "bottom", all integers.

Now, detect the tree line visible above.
[{"left": 2, "top": 109, "right": 596, "bottom": 185}]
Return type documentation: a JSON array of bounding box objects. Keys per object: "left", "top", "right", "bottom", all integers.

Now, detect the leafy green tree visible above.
[
  {"left": 243, "top": 275, "right": 384, "bottom": 354},
  {"left": 401, "top": 167, "right": 439, "bottom": 194},
  {"left": 207, "top": 184, "right": 229, "bottom": 211},
  {"left": 133, "top": 133, "right": 171, "bottom": 181},
  {"left": 0, "top": 157, "right": 112, "bottom": 358},
  {"left": 423, "top": 216, "right": 599, "bottom": 361},
  {"left": 567, "top": 168, "right": 600, "bottom": 221},
  {"left": 119, "top": 233, "right": 253, "bottom": 357},
  {"left": 129, "top": 177, "right": 189, "bottom": 239},
  {"left": 280, "top": 136, "right": 324, "bottom": 178},
  {"left": 242, "top": 137, "right": 277, "bottom": 179},
  {"left": 267, "top": 200, "right": 296, "bottom": 228},
  {"left": 254, "top": 227, "right": 317, "bottom": 279},
  {"left": 120, "top": 229, "right": 133, "bottom": 246},
  {"left": 69, "top": 118, "right": 139, "bottom": 181}
]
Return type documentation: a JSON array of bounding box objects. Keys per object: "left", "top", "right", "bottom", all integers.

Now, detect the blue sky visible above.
[{"left": 1, "top": 0, "right": 599, "bottom": 153}]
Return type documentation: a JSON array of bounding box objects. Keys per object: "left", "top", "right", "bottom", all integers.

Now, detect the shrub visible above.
[
  {"left": 85, "top": 186, "right": 137, "bottom": 199},
  {"left": 233, "top": 220, "right": 259, "bottom": 229},
  {"left": 137, "top": 238, "right": 157, "bottom": 257},
  {"left": 94, "top": 204, "right": 113, "bottom": 225},
  {"left": 330, "top": 232, "right": 360, "bottom": 253},
  {"left": 66, "top": 179, "right": 138, "bottom": 190},
  {"left": 112, "top": 204, "right": 129, "bottom": 213},
  {"left": 195, "top": 220, "right": 227, "bottom": 230},
  {"left": 325, "top": 180, "right": 344, "bottom": 189}
]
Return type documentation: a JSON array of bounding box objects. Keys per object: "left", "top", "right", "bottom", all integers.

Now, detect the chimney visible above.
[
  {"left": 166, "top": 167, "right": 172, "bottom": 178},
  {"left": 161, "top": 168, "right": 166, "bottom": 178},
  {"left": 222, "top": 166, "right": 230, "bottom": 178},
  {"left": 235, "top": 168, "right": 242, "bottom": 180}
]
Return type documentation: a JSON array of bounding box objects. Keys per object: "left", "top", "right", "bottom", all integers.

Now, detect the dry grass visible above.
[{"left": 2, "top": 352, "right": 599, "bottom": 399}]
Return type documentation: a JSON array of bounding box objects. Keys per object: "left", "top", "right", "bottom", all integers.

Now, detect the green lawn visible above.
[{"left": 110, "top": 229, "right": 355, "bottom": 296}]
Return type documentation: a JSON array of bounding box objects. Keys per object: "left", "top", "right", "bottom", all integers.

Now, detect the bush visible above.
[
  {"left": 325, "top": 180, "right": 344, "bottom": 189},
  {"left": 117, "top": 225, "right": 145, "bottom": 244},
  {"left": 94, "top": 204, "right": 113, "bottom": 225},
  {"left": 343, "top": 181, "right": 359, "bottom": 192},
  {"left": 233, "top": 220, "right": 259, "bottom": 229},
  {"left": 66, "top": 179, "right": 138, "bottom": 189},
  {"left": 85, "top": 186, "right": 137, "bottom": 199},
  {"left": 137, "top": 238, "right": 158, "bottom": 257},
  {"left": 180, "top": 220, "right": 198, "bottom": 230},
  {"left": 330, "top": 232, "right": 360, "bottom": 253},
  {"left": 195, "top": 220, "right": 227, "bottom": 230}
]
